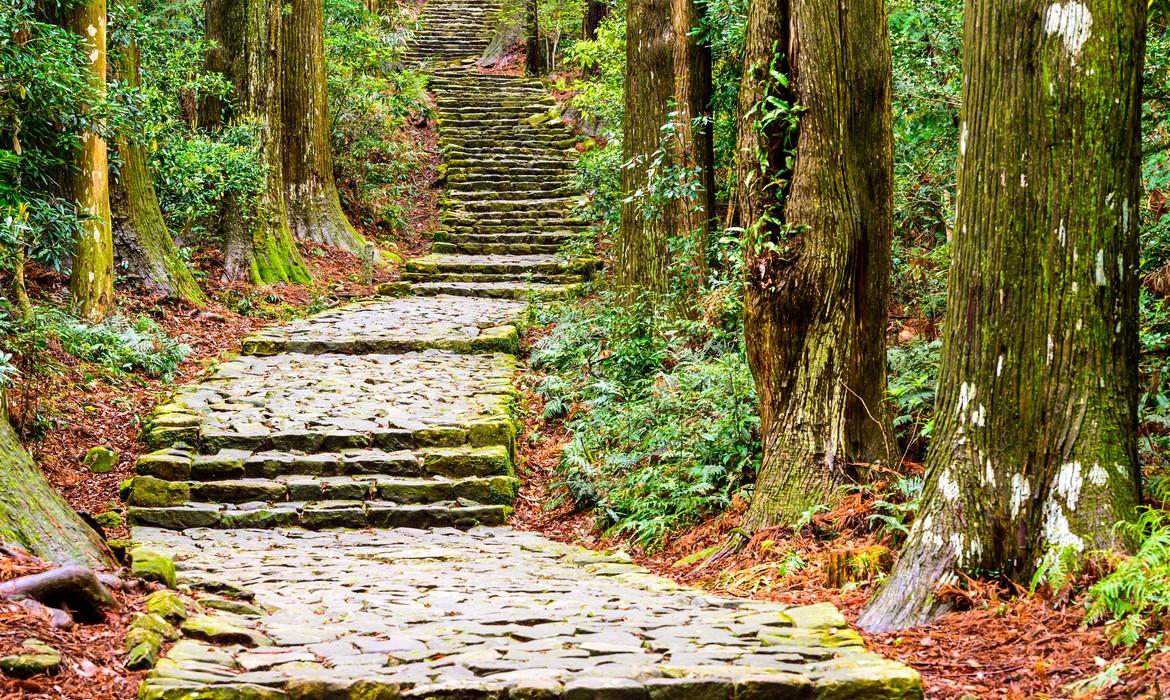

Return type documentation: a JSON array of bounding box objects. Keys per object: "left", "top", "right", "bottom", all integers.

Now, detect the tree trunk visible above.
[
  {"left": 583, "top": 0, "right": 608, "bottom": 40},
  {"left": 210, "top": 0, "right": 311, "bottom": 285},
  {"left": 525, "top": 0, "right": 545, "bottom": 76},
  {"left": 616, "top": 0, "right": 674, "bottom": 298},
  {"left": 199, "top": 0, "right": 227, "bottom": 129},
  {"left": 68, "top": 0, "right": 115, "bottom": 321},
  {"left": 112, "top": 21, "right": 207, "bottom": 306},
  {"left": 859, "top": 0, "right": 1147, "bottom": 632},
  {"left": 669, "top": 0, "right": 715, "bottom": 294},
  {"left": 281, "top": 0, "right": 367, "bottom": 253},
  {"left": 734, "top": 0, "right": 894, "bottom": 531},
  {"left": 0, "top": 417, "right": 113, "bottom": 570}
]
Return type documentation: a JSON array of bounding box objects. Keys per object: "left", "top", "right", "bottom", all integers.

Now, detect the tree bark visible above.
[
  {"left": 734, "top": 0, "right": 894, "bottom": 531},
  {"left": 616, "top": 0, "right": 674, "bottom": 298},
  {"left": 208, "top": 0, "right": 311, "bottom": 285},
  {"left": 859, "top": 0, "right": 1147, "bottom": 632},
  {"left": 525, "top": 0, "right": 545, "bottom": 76},
  {"left": 0, "top": 566, "right": 118, "bottom": 621},
  {"left": 281, "top": 0, "right": 367, "bottom": 253},
  {"left": 112, "top": 19, "right": 207, "bottom": 305},
  {"left": 67, "top": 0, "right": 115, "bottom": 321},
  {"left": 0, "top": 417, "right": 113, "bottom": 570},
  {"left": 583, "top": 0, "right": 609, "bottom": 40},
  {"left": 669, "top": 0, "right": 715, "bottom": 294}
]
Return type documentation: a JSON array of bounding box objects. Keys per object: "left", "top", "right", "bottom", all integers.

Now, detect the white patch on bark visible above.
[
  {"left": 984, "top": 459, "right": 996, "bottom": 487},
  {"left": 971, "top": 403, "right": 986, "bottom": 427},
  {"left": 1057, "top": 220, "right": 1066, "bottom": 246},
  {"left": 1054, "top": 461, "right": 1084, "bottom": 506},
  {"left": 960, "top": 123, "right": 967, "bottom": 156},
  {"left": 940, "top": 468, "right": 960, "bottom": 502},
  {"left": 1047, "top": 335, "right": 1055, "bottom": 364},
  {"left": 87, "top": 24, "right": 98, "bottom": 37},
  {"left": 1106, "top": 191, "right": 1116, "bottom": 209},
  {"left": 1118, "top": 254, "right": 1125, "bottom": 278},
  {"left": 950, "top": 533, "right": 967, "bottom": 565},
  {"left": 87, "top": 271, "right": 94, "bottom": 283},
  {"left": 1123, "top": 198, "right": 1131, "bottom": 231},
  {"left": 1020, "top": 173, "right": 1028, "bottom": 188},
  {"left": 1011, "top": 473, "right": 1031, "bottom": 519},
  {"left": 88, "top": 49, "right": 100, "bottom": 64},
  {"left": 1095, "top": 249, "right": 1107, "bottom": 286},
  {"left": 996, "top": 355, "right": 1004, "bottom": 377},
  {"left": 1044, "top": 2, "right": 1093, "bottom": 57},
  {"left": 1043, "top": 499, "right": 1084, "bottom": 551},
  {"left": 957, "top": 382, "right": 976, "bottom": 416},
  {"left": 1088, "top": 463, "right": 1108, "bottom": 486}
]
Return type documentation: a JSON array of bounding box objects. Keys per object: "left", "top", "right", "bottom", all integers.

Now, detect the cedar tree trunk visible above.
[
  {"left": 0, "top": 416, "right": 112, "bottom": 569},
  {"left": 68, "top": 0, "right": 115, "bottom": 321},
  {"left": 670, "top": 0, "right": 715, "bottom": 291},
  {"left": 859, "top": 0, "right": 1147, "bottom": 631},
  {"left": 616, "top": 0, "right": 674, "bottom": 297},
  {"left": 525, "top": 0, "right": 545, "bottom": 76},
  {"left": 735, "top": 0, "right": 894, "bottom": 530},
  {"left": 583, "top": 0, "right": 609, "bottom": 40},
  {"left": 209, "top": 0, "right": 311, "bottom": 285},
  {"left": 112, "top": 21, "right": 207, "bottom": 305},
  {"left": 281, "top": 0, "right": 367, "bottom": 253}
]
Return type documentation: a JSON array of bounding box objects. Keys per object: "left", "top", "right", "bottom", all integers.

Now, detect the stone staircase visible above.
[
  {"left": 126, "top": 296, "right": 527, "bottom": 531},
  {"left": 403, "top": 0, "right": 502, "bottom": 64},
  {"left": 391, "top": 66, "right": 597, "bottom": 300}
]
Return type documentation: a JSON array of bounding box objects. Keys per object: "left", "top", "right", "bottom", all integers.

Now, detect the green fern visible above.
[{"left": 1084, "top": 509, "right": 1170, "bottom": 647}]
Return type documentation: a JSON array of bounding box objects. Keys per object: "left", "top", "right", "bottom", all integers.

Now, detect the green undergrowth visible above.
[{"left": 528, "top": 293, "right": 759, "bottom": 551}]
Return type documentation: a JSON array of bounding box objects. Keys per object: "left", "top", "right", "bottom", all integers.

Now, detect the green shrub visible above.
[
  {"left": 1085, "top": 509, "right": 1170, "bottom": 647},
  {"left": 36, "top": 308, "right": 189, "bottom": 380}
]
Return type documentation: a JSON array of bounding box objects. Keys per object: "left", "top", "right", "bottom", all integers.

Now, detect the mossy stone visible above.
[
  {"left": 131, "top": 547, "right": 178, "bottom": 588},
  {"left": 128, "top": 476, "right": 191, "bottom": 507},
  {"left": 145, "top": 589, "right": 189, "bottom": 623},
  {"left": 125, "top": 639, "right": 161, "bottom": 670},
  {"left": 0, "top": 639, "right": 61, "bottom": 678},
  {"left": 94, "top": 510, "right": 124, "bottom": 529},
  {"left": 131, "top": 612, "right": 181, "bottom": 641},
  {"left": 181, "top": 614, "right": 273, "bottom": 647},
  {"left": 84, "top": 446, "right": 118, "bottom": 474}
]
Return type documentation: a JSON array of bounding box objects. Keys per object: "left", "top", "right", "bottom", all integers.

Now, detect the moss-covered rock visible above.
[
  {"left": 84, "top": 446, "right": 118, "bottom": 474},
  {"left": 132, "top": 612, "right": 181, "bottom": 641},
  {"left": 145, "top": 589, "right": 189, "bottom": 623},
  {"left": 128, "top": 476, "right": 191, "bottom": 507},
  {"left": 131, "top": 547, "right": 178, "bottom": 588},
  {"left": 181, "top": 614, "right": 273, "bottom": 647},
  {"left": 94, "top": 510, "right": 124, "bottom": 529},
  {"left": 0, "top": 639, "right": 61, "bottom": 678}
]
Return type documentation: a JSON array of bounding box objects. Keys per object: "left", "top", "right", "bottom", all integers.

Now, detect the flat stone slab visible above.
[
  {"left": 135, "top": 527, "right": 920, "bottom": 698},
  {"left": 144, "top": 351, "right": 518, "bottom": 453},
  {"left": 242, "top": 296, "right": 525, "bottom": 356}
]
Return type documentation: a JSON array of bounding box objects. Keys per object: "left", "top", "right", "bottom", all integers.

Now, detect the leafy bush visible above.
[
  {"left": 887, "top": 338, "right": 941, "bottom": 455},
  {"left": 1085, "top": 509, "right": 1170, "bottom": 647},
  {"left": 34, "top": 308, "right": 189, "bottom": 380},
  {"left": 531, "top": 293, "right": 760, "bottom": 550}
]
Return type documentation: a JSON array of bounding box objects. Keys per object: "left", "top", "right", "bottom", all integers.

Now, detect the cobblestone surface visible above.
[
  {"left": 242, "top": 296, "right": 525, "bottom": 356},
  {"left": 135, "top": 527, "right": 921, "bottom": 699}
]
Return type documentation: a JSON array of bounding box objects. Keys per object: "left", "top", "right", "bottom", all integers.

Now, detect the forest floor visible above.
[{"left": 512, "top": 334, "right": 1170, "bottom": 700}]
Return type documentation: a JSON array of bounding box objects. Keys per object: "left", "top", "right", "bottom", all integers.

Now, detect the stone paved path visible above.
[{"left": 131, "top": 3, "right": 922, "bottom": 697}]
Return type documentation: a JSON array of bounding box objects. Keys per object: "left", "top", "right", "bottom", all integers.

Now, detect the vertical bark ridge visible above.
[{"left": 859, "top": 0, "right": 1146, "bottom": 632}]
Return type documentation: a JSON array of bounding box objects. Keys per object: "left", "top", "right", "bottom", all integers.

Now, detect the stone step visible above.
[
  {"left": 405, "top": 253, "right": 594, "bottom": 276},
  {"left": 137, "top": 444, "right": 512, "bottom": 481},
  {"left": 411, "top": 280, "right": 582, "bottom": 299},
  {"left": 128, "top": 500, "right": 511, "bottom": 530},
  {"left": 435, "top": 230, "right": 578, "bottom": 244},
  {"left": 126, "top": 473, "right": 519, "bottom": 508},
  {"left": 432, "top": 241, "right": 563, "bottom": 255}
]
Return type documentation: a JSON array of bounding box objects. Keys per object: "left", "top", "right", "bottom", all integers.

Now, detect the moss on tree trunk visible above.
[
  {"left": 68, "top": 0, "right": 115, "bottom": 321},
  {"left": 859, "top": 0, "right": 1147, "bottom": 632},
  {"left": 616, "top": 0, "right": 674, "bottom": 299},
  {"left": 281, "top": 0, "right": 367, "bottom": 254},
  {"left": 112, "top": 23, "right": 207, "bottom": 306},
  {"left": 734, "top": 0, "right": 894, "bottom": 531},
  {"left": 0, "top": 417, "right": 112, "bottom": 569},
  {"left": 210, "top": 0, "right": 311, "bottom": 285}
]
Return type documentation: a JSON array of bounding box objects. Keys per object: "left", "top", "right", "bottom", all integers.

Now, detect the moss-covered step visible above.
[
  {"left": 408, "top": 280, "right": 583, "bottom": 300},
  {"left": 137, "top": 444, "right": 513, "bottom": 481},
  {"left": 128, "top": 501, "right": 512, "bottom": 530},
  {"left": 141, "top": 351, "right": 519, "bottom": 455},
  {"left": 125, "top": 473, "right": 519, "bottom": 507},
  {"left": 240, "top": 296, "right": 524, "bottom": 356}
]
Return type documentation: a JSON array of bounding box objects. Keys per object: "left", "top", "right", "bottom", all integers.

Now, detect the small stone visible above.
[
  {"left": 782, "top": 603, "right": 847, "bottom": 630},
  {"left": 199, "top": 594, "right": 265, "bottom": 616},
  {"left": 126, "top": 640, "right": 160, "bottom": 670},
  {"left": 182, "top": 614, "right": 274, "bottom": 647},
  {"left": 131, "top": 547, "right": 178, "bottom": 588},
  {"left": 145, "top": 589, "right": 189, "bottom": 623},
  {"left": 0, "top": 639, "right": 61, "bottom": 678},
  {"left": 84, "top": 446, "right": 118, "bottom": 473},
  {"left": 131, "top": 613, "right": 181, "bottom": 641},
  {"left": 94, "top": 510, "right": 124, "bottom": 529}
]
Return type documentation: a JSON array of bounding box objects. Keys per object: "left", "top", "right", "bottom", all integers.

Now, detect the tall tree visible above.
[
  {"left": 669, "top": 0, "right": 715, "bottom": 291},
  {"left": 583, "top": 0, "right": 608, "bottom": 40},
  {"left": 206, "top": 0, "right": 310, "bottom": 285},
  {"left": 859, "top": 0, "right": 1147, "bottom": 631},
  {"left": 111, "top": 9, "right": 207, "bottom": 305},
  {"left": 0, "top": 416, "right": 112, "bottom": 568},
  {"left": 525, "top": 0, "right": 545, "bottom": 75},
  {"left": 733, "top": 0, "right": 894, "bottom": 530},
  {"left": 281, "top": 0, "right": 367, "bottom": 253},
  {"left": 616, "top": 0, "right": 673, "bottom": 297},
  {"left": 68, "top": 0, "right": 115, "bottom": 321}
]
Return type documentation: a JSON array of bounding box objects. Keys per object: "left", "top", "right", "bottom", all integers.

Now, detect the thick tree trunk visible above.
[
  {"left": 112, "top": 25, "right": 207, "bottom": 305},
  {"left": 616, "top": 0, "right": 674, "bottom": 298},
  {"left": 735, "top": 0, "right": 894, "bottom": 530},
  {"left": 525, "top": 0, "right": 544, "bottom": 76},
  {"left": 859, "top": 0, "right": 1147, "bottom": 632},
  {"left": 281, "top": 0, "right": 367, "bottom": 253},
  {"left": 0, "top": 417, "right": 113, "bottom": 569},
  {"left": 669, "top": 0, "right": 715, "bottom": 292},
  {"left": 68, "top": 0, "right": 115, "bottom": 321},
  {"left": 199, "top": 0, "right": 227, "bottom": 129},
  {"left": 209, "top": 0, "right": 311, "bottom": 285},
  {"left": 583, "top": 0, "right": 608, "bottom": 40}
]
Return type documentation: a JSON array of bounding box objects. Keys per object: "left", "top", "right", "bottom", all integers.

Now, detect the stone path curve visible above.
[{"left": 130, "top": 2, "right": 922, "bottom": 697}]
